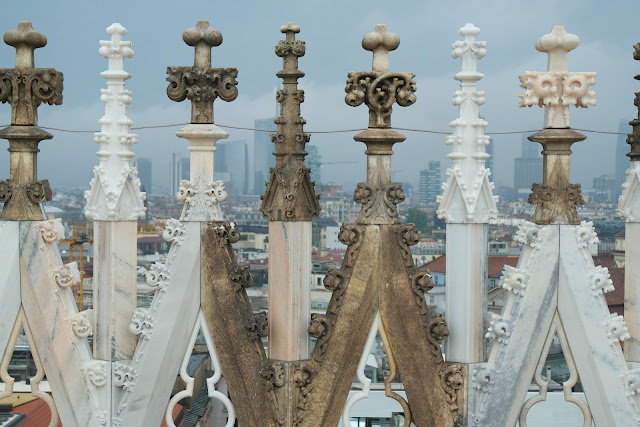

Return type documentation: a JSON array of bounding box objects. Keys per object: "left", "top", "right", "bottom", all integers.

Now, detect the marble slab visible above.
[{"left": 0, "top": 221, "right": 20, "bottom": 363}]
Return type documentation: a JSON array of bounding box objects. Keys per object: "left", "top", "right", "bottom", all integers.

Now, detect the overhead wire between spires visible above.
[{"left": 0, "top": 124, "right": 629, "bottom": 136}]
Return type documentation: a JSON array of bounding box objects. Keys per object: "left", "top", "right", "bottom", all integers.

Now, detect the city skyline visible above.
[{"left": 0, "top": 0, "right": 637, "bottom": 195}]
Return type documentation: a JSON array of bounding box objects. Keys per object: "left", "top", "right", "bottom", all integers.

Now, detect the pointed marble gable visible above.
[
  {"left": 84, "top": 23, "right": 145, "bottom": 221},
  {"left": 437, "top": 168, "right": 498, "bottom": 223},
  {"left": 618, "top": 162, "right": 640, "bottom": 222}
]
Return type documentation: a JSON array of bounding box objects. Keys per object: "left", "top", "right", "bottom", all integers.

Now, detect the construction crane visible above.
[
  {"left": 59, "top": 225, "right": 92, "bottom": 310},
  {"left": 58, "top": 221, "right": 167, "bottom": 310}
]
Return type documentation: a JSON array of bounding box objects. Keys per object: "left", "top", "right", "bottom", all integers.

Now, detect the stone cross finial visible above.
[
  {"left": 362, "top": 24, "right": 399, "bottom": 73},
  {"left": 452, "top": 23, "right": 486, "bottom": 75},
  {"left": 0, "top": 21, "right": 63, "bottom": 220},
  {"left": 99, "top": 23, "right": 133, "bottom": 76},
  {"left": 166, "top": 21, "right": 237, "bottom": 124},
  {"left": 260, "top": 23, "right": 319, "bottom": 221},
  {"left": 345, "top": 25, "right": 415, "bottom": 129},
  {"left": 519, "top": 25, "right": 596, "bottom": 128}
]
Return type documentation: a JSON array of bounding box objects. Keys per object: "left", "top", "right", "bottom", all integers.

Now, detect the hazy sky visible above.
[{"left": 1, "top": 0, "right": 639, "bottom": 193}]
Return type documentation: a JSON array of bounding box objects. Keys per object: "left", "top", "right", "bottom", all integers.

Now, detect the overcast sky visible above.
[{"left": 1, "top": 0, "right": 639, "bottom": 193}]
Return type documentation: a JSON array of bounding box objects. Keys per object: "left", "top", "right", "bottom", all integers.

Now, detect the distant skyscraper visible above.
[
  {"left": 419, "top": 160, "right": 441, "bottom": 205},
  {"left": 216, "top": 140, "right": 248, "bottom": 197},
  {"left": 514, "top": 134, "right": 543, "bottom": 194},
  {"left": 254, "top": 117, "right": 277, "bottom": 195},
  {"left": 307, "top": 144, "right": 321, "bottom": 185},
  {"left": 616, "top": 119, "right": 630, "bottom": 200},
  {"left": 134, "top": 157, "right": 152, "bottom": 195},
  {"left": 169, "top": 153, "right": 189, "bottom": 197}
]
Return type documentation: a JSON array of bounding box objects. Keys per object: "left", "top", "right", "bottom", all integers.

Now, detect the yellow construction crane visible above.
[{"left": 59, "top": 221, "right": 166, "bottom": 310}]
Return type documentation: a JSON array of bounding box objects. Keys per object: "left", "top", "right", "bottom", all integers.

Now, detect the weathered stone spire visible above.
[
  {"left": 0, "top": 21, "right": 63, "bottom": 220},
  {"left": 84, "top": 23, "right": 146, "bottom": 221},
  {"left": 627, "top": 43, "right": 640, "bottom": 161},
  {"left": 345, "top": 24, "right": 416, "bottom": 224},
  {"left": 519, "top": 26, "right": 596, "bottom": 225},
  {"left": 260, "top": 22, "right": 319, "bottom": 221},
  {"left": 166, "top": 20, "right": 238, "bottom": 124}
]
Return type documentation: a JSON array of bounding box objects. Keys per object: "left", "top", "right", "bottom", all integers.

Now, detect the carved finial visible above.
[
  {"left": 519, "top": 25, "right": 595, "bottom": 128},
  {"left": 437, "top": 23, "right": 498, "bottom": 224},
  {"left": 0, "top": 21, "right": 62, "bottom": 220},
  {"left": 362, "top": 24, "right": 399, "bottom": 73},
  {"left": 345, "top": 25, "right": 415, "bottom": 225},
  {"left": 85, "top": 23, "right": 145, "bottom": 221},
  {"left": 452, "top": 23, "right": 486, "bottom": 76},
  {"left": 260, "top": 23, "right": 319, "bottom": 221},
  {"left": 4, "top": 21, "right": 47, "bottom": 69},
  {"left": 99, "top": 23, "right": 133, "bottom": 76},
  {"left": 627, "top": 43, "right": 640, "bottom": 160},
  {"left": 166, "top": 21, "right": 237, "bottom": 124},
  {"left": 345, "top": 25, "right": 415, "bottom": 129},
  {"left": 535, "top": 26, "right": 579, "bottom": 73}
]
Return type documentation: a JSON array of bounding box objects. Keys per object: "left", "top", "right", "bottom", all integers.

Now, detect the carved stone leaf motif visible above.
[
  {"left": 0, "top": 68, "right": 63, "bottom": 125},
  {"left": 604, "top": 313, "right": 631, "bottom": 346},
  {"left": 53, "top": 262, "right": 80, "bottom": 289},
  {"left": 260, "top": 165, "right": 320, "bottom": 221},
  {"left": 259, "top": 361, "right": 286, "bottom": 425},
  {"left": 486, "top": 313, "right": 511, "bottom": 345},
  {"left": 0, "top": 180, "right": 12, "bottom": 203},
  {"left": 354, "top": 182, "right": 405, "bottom": 224},
  {"left": 345, "top": 71, "right": 416, "bottom": 127},
  {"left": 166, "top": 66, "right": 238, "bottom": 103},
  {"left": 244, "top": 311, "right": 269, "bottom": 340},
  {"left": 275, "top": 39, "right": 306, "bottom": 57},
  {"left": 214, "top": 222, "right": 241, "bottom": 247},
  {"left": 67, "top": 311, "right": 92, "bottom": 341},
  {"left": 129, "top": 308, "right": 155, "bottom": 339},
  {"left": 292, "top": 362, "right": 315, "bottom": 426},
  {"left": 307, "top": 314, "right": 332, "bottom": 362},
  {"left": 528, "top": 183, "right": 584, "bottom": 225},
  {"left": 163, "top": 218, "right": 187, "bottom": 245},
  {"left": 81, "top": 362, "right": 108, "bottom": 388},
  {"left": 146, "top": 262, "right": 171, "bottom": 291},
  {"left": 440, "top": 364, "right": 465, "bottom": 411},
  {"left": 425, "top": 315, "right": 450, "bottom": 362},
  {"left": 39, "top": 219, "right": 65, "bottom": 243}
]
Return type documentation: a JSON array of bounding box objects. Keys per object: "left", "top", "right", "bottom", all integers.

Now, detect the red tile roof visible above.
[
  {"left": 606, "top": 268, "right": 625, "bottom": 313},
  {"left": 421, "top": 255, "right": 519, "bottom": 278},
  {"left": 10, "top": 397, "right": 61, "bottom": 427}
]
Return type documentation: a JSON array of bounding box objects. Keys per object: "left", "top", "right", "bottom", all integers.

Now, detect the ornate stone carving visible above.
[
  {"left": 39, "top": 219, "right": 64, "bottom": 243},
  {"left": 425, "top": 315, "right": 449, "bottom": 361},
  {"left": 260, "top": 23, "right": 319, "bottom": 221},
  {"left": 353, "top": 182, "right": 404, "bottom": 224},
  {"left": 0, "top": 22, "right": 63, "bottom": 220},
  {"left": 214, "top": 221, "right": 241, "bottom": 247},
  {"left": 338, "top": 223, "right": 365, "bottom": 268},
  {"left": 604, "top": 313, "right": 631, "bottom": 346},
  {"left": 67, "top": 311, "right": 92, "bottom": 340},
  {"left": 440, "top": 364, "right": 465, "bottom": 411},
  {"left": 145, "top": 262, "right": 171, "bottom": 291},
  {"left": 623, "top": 369, "right": 640, "bottom": 397},
  {"left": 176, "top": 179, "right": 227, "bottom": 220},
  {"left": 575, "top": 220, "right": 599, "bottom": 249},
  {"left": 292, "top": 362, "right": 316, "bottom": 425},
  {"left": 396, "top": 224, "right": 420, "bottom": 270},
  {"left": 307, "top": 313, "right": 332, "bottom": 362},
  {"left": 485, "top": 314, "right": 511, "bottom": 345},
  {"left": 501, "top": 265, "right": 527, "bottom": 296},
  {"left": 589, "top": 266, "right": 615, "bottom": 296},
  {"left": 85, "top": 23, "right": 146, "bottom": 221},
  {"left": 471, "top": 365, "right": 493, "bottom": 393},
  {"left": 245, "top": 311, "right": 269, "bottom": 340},
  {"left": 229, "top": 264, "right": 255, "bottom": 292},
  {"left": 410, "top": 271, "right": 434, "bottom": 316},
  {"left": 260, "top": 361, "right": 286, "bottom": 425},
  {"left": 514, "top": 221, "right": 545, "bottom": 248},
  {"left": 518, "top": 26, "right": 596, "bottom": 129},
  {"left": 113, "top": 362, "right": 137, "bottom": 413},
  {"left": 528, "top": 182, "right": 584, "bottom": 225},
  {"left": 129, "top": 308, "right": 155, "bottom": 339},
  {"left": 81, "top": 362, "right": 108, "bottom": 388},
  {"left": 166, "top": 21, "right": 238, "bottom": 124},
  {"left": 53, "top": 262, "right": 80, "bottom": 289},
  {"left": 163, "top": 218, "right": 187, "bottom": 245}
]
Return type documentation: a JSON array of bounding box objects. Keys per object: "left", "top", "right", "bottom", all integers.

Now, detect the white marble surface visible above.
[
  {"left": 117, "top": 220, "right": 201, "bottom": 426},
  {"left": 20, "top": 220, "right": 110, "bottom": 426},
  {"left": 625, "top": 222, "right": 640, "bottom": 363},
  {"left": 175, "top": 124, "right": 229, "bottom": 222},
  {"left": 268, "top": 221, "right": 312, "bottom": 360},
  {"left": 0, "top": 221, "right": 20, "bottom": 364},
  {"left": 558, "top": 225, "right": 638, "bottom": 425},
  {"left": 93, "top": 221, "right": 138, "bottom": 361},
  {"left": 444, "top": 223, "right": 487, "bottom": 363},
  {"left": 469, "top": 224, "right": 560, "bottom": 426}
]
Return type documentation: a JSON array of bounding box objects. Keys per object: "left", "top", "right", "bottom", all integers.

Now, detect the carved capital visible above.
[
  {"left": 528, "top": 182, "right": 584, "bottom": 225},
  {"left": 0, "top": 67, "right": 63, "bottom": 125},
  {"left": 345, "top": 71, "right": 416, "bottom": 128},
  {"left": 353, "top": 182, "right": 404, "bottom": 224}
]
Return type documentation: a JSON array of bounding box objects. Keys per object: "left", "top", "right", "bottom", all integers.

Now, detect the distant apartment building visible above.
[
  {"left": 592, "top": 174, "right": 618, "bottom": 203},
  {"left": 514, "top": 134, "right": 542, "bottom": 195},
  {"left": 419, "top": 160, "right": 441, "bottom": 205}
]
